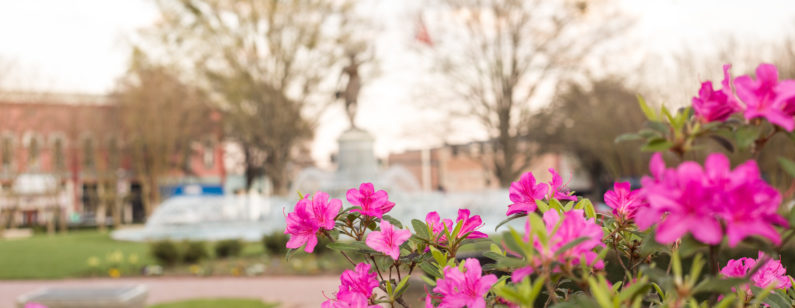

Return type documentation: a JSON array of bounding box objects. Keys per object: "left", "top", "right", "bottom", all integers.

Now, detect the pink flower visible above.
[
  {"left": 432, "top": 258, "right": 497, "bottom": 308},
  {"left": 513, "top": 210, "right": 605, "bottom": 282},
  {"left": 323, "top": 263, "right": 380, "bottom": 308},
  {"left": 692, "top": 64, "right": 741, "bottom": 123},
  {"left": 285, "top": 198, "right": 321, "bottom": 253},
  {"left": 507, "top": 172, "right": 549, "bottom": 216},
  {"left": 548, "top": 168, "right": 577, "bottom": 202},
  {"left": 24, "top": 303, "right": 47, "bottom": 308},
  {"left": 310, "top": 191, "right": 343, "bottom": 230},
  {"left": 720, "top": 252, "right": 791, "bottom": 295},
  {"left": 338, "top": 262, "right": 379, "bottom": 299},
  {"left": 284, "top": 192, "right": 342, "bottom": 253},
  {"left": 346, "top": 183, "right": 395, "bottom": 218},
  {"left": 426, "top": 211, "right": 453, "bottom": 240},
  {"left": 366, "top": 220, "right": 411, "bottom": 260},
  {"left": 455, "top": 209, "right": 488, "bottom": 239},
  {"left": 603, "top": 182, "right": 646, "bottom": 221},
  {"left": 322, "top": 292, "right": 379, "bottom": 308},
  {"left": 425, "top": 210, "right": 487, "bottom": 243},
  {"left": 734, "top": 63, "right": 795, "bottom": 131},
  {"left": 636, "top": 153, "right": 786, "bottom": 247}
]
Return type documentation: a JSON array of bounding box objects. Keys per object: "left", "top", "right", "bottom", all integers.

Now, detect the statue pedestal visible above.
[{"left": 335, "top": 128, "right": 378, "bottom": 185}]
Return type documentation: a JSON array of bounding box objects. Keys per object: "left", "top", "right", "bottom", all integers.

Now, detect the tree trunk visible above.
[{"left": 496, "top": 106, "right": 517, "bottom": 187}]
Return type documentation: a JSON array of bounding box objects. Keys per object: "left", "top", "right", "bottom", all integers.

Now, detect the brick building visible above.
[
  {"left": 387, "top": 140, "right": 587, "bottom": 193},
  {"left": 0, "top": 93, "right": 226, "bottom": 226}
]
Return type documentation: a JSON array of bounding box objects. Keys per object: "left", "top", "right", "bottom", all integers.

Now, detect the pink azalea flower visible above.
[
  {"left": 285, "top": 198, "right": 321, "bottom": 253},
  {"left": 322, "top": 292, "right": 379, "bottom": 308},
  {"left": 346, "top": 183, "right": 395, "bottom": 218},
  {"left": 338, "top": 263, "right": 379, "bottom": 298},
  {"left": 636, "top": 153, "right": 786, "bottom": 247},
  {"left": 323, "top": 262, "right": 380, "bottom": 308},
  {"left": 426, "top": 211, "right": 453, "bottom": 240},
  {"left": 513, "top": 210, "right": 605, "bottom": 282},
  {"left": 432, "top": 258, "right": 497, "bottom": 308},
  {"left": 548, "top": 168, "right": 577, "bottom": 202},
  {"left": 692, "top": 64, "right": 741, "bottom": 123},
  {"left": 425, "top": 210, "right": 487, "bottom": 243},
  {"left": 310, "top": 191, "right": 343, "bottom": 230},
  {"left": 455, "top": 209, "right": 488, "bottom": 239},
  {"left": 603, "top": 181, "right": 646, "bottom": 221},
  {"left": 366, "top": 220, "right": 411, "bottom": 260},
  {"left": 720, "top": 252, "right": 791, "bottom": 295},
  {"left": 284, "top": 191, "right": 342, "bottom": 253},
  {"left": 507, "top": 172, "right": 549, "bottom": 216},
  {"left": 734, "top": 63, "right": 795, "bottom": 131}
]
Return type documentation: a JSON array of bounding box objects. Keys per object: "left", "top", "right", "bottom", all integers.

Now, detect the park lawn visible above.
[
  {"left": 0, "top": 230, "right": 154, "bottom": 279},
  {"left": 148, "top": 298, "right": 276, "bottom": 308}
]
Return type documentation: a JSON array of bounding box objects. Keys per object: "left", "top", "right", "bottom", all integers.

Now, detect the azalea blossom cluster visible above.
[
  {"left": 322, "top": 263, "right": 380, "bottom": 307},
  {"left": 512, "top": 209, "right": 605, "bottom": 283},
  {"left": 693, "top": 63, "right": 795, "bottom": 131},
  {"left": 720, "top": 252, "right": 792, "bottom": 296},
  {"left": 506, "top": 168, "right": 577, "bottom": 216},
  {"left": 635, "top": 152, "right": 787, "bottom": 247},
  {"left": 426, "top": 258, "right": 497, "bottom": 308}
]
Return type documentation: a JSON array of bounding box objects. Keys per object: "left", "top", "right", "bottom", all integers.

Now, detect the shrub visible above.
[
  {"left": 181, "top": 241, "right": 208, "bottom": 264},
  {"left": 262, "top": 232, "right": 288, "bottom": 255},
  {"left": 150, "top": 240, "right": 180, "bottom": 266},
  {"left": 214, "top": 239, "right": 243, "bottom": 259}
]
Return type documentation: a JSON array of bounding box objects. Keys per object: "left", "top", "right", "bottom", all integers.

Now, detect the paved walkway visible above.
[{"left": 0, "top": 276, "right": 340, "bottom": 308}]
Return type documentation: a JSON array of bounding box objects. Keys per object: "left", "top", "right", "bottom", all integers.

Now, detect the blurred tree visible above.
[
  {"left": 425, "top": 0, "right": 629, "bottom": 187},
  {"left": 535, "top": 79, "right": 649, "bottom": 195},
  {"left": 114, "top": 50, "right": 213, "bottom": 217},
  {"left": 141, "top": 0, "right": 358, "bottom": 195}
]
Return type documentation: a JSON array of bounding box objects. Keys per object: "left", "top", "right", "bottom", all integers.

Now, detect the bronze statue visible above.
[{"left": 336, "top": 52, "right": 362, "bottom": 128}]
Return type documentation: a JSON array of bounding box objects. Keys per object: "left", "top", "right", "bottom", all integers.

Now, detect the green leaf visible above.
[
  {"left": 713, "top": 293, "right": 736, "bottom": 308},
  {"left": 381, "top": 215, "right": 403, "bottom": 229},
  {"left": 615, "top": 133, "right": 642, "bottom": 143},
  {"left": 549, "top": 198, "right": 564, "bottom": 212},
  {"left": 709, "top": 135, "right": 735, "bottom": 153},
  {"left": 535, "top": 199, "right": 550, "bottom": 212},
  {"left": 326, "top": 241, "right": 371, "bottom": 253},
  {"left": 583, "top": 199, "right": 597, "bottom": 219},
  {"left": 762, "top": 290, "right": 791, "bottom": 308},
  {"left": 735, "top": 126, "right": 760, "bottom": 149},
  {"left": 617, "top": 279, "right": 650, "bottom": 303},
  {"left": 429, "top": 246, "right": 447, "bottom": 266},
  {"left": 642, "top": 137, "right": 673, "bottom": 152},
  {"left": 778, "top": 157, "right": 795, "bottom": 179},
  {"left": 419, "top": 262, "right": 442, "bottom": 278},
  {"left": 789, "top": 206, "right": 795, "bottom": 229},
  {"left": 692, "top": 277, "right": 747, "bottom": 294},
  {"left": 496, "top": 213, "right": 526, "bottom": 231},
  {"left": 637, "top": 94, "right": 658, "bottom": 121},
  {"left": 412, "top": 219, "right": 430, "bottom": 240},
  {"left": 393, "top": 276, "right": 410, "bottom": 299}
]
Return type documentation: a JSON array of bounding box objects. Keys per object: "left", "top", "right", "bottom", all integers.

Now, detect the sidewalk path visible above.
[{"left": 0, "top": 276, "right": 340, "bottom": 308}]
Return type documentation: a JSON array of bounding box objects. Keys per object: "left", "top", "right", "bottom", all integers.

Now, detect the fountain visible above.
[{"left": 113, "top": 60, "right": 514, "bottom": 242}]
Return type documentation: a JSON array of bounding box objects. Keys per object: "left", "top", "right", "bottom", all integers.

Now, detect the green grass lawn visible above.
[
  {"left": 148, "top": 298, "right": 276, "bottom": 308},
  {"left": 0, "top": 230, "right": 154, "bottom": 279},
  {"left": 0, "top": 229, "right": 348, "bottom": 279}
]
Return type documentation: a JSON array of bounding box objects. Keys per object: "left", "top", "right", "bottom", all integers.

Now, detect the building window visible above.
[
  {"left": 1, "top": 135, "right": 13, "bottom": 169},
  {"left": 28, "top": 136, "right": 40, "bottom": 170},
  {"left": 83, "top": 137, "right": 95, "bottom": 169},
  {"left": 53, "top": 137, "right": 66, "bottom": 171}
]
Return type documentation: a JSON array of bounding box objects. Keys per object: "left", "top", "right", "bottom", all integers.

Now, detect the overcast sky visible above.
[{"left": 1, "top": 0, "right": 794, "bottom": 166}]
